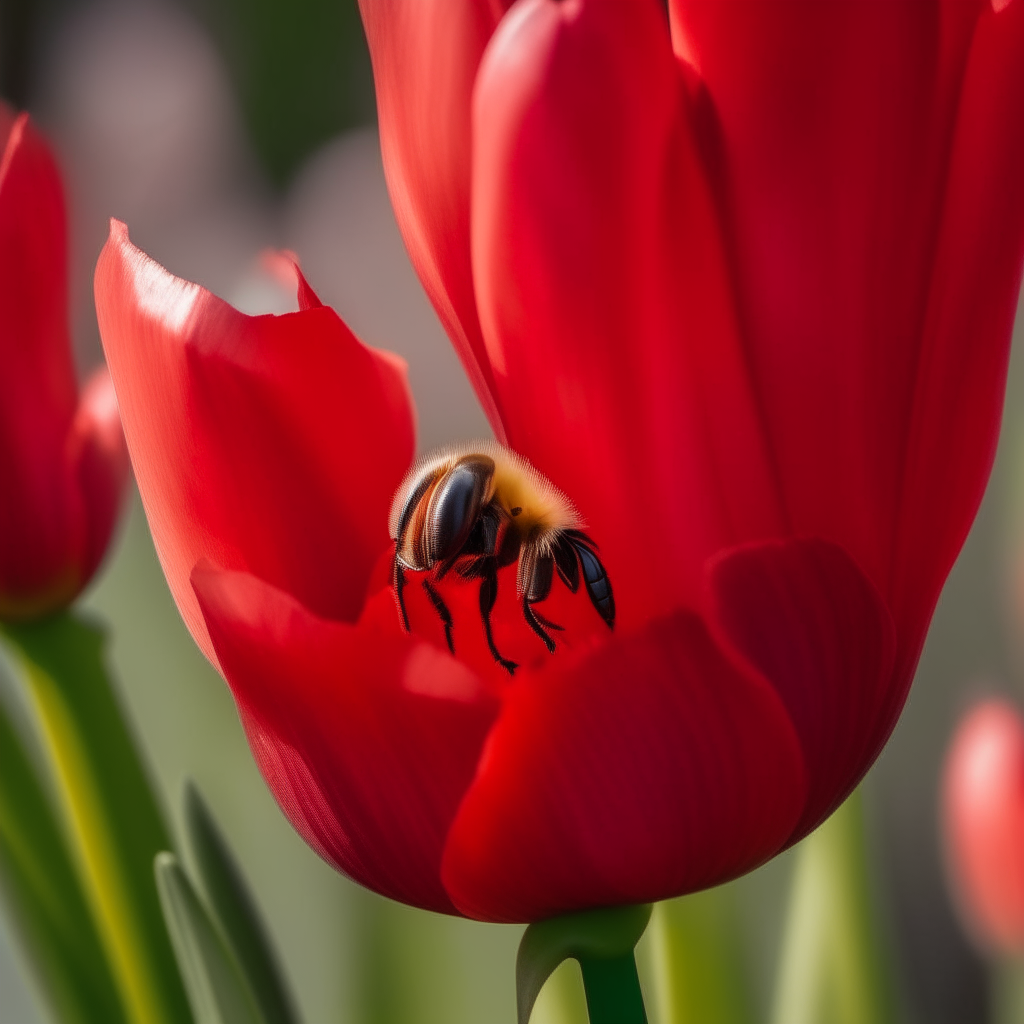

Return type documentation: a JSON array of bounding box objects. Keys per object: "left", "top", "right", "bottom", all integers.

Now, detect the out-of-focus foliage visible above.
[
  {"left": 0, "top": 695, "right": 127, "bottom": 1024},
  {"left": 770, "top": 792, "right": 897, "bottom": 1024},
  {"left": 192, "top": 0, "right": 375, "bottom": 187},
  {"left": 647, "top": 886, "right": 752, "bottom": 1024},
  {"left": 2, "top": 615, "right": 191, "bottom": 1024},
  {"left": 156, "top": 852, "right": 265, "bottom": 1024},
  {"left": 0, "top": 0, "right": 375, "bottom": 189},
  {"left": 183, "top": 783, "right": 298, "bottom": 1024},
  {"left": 154, "top": 782, "right": 298, "bottom": 1024}
]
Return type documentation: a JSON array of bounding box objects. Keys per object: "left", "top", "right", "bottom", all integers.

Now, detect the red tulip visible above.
[
  {"left": 96, "top": 0, "right": 1024, "bottom": 922},
  {"left": 0, "top": 105, "right": 127, "bottom": 620},
  {"left": 942, "top": 699, "right": 1024, "bottom": 955}
]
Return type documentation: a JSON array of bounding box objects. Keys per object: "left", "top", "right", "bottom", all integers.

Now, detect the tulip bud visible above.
[
  {"left": 0, "top": 104, "right": 128, "bottom": 620},
  {"left": 942, "top": 698, "right": 1024, "bottom": 954}
]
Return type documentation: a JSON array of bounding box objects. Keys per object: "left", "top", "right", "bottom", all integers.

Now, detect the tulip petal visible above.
[
  {"left": 470, "top": 0, "right": 785, "bottom": 626},
  {"left": 441, "top": 608, "right": 807, "bottom": 923},
  {"left": 707, "top": 538, "right": 896, "bottom": 839},
  {"left": 68, "top": 369, "right": 129, "bottom": 584},
  {"left": 359, "top": 0, "right": 508, "bottom": 436},
  {"left": 193, "top": 565, "right": 499, "bottom": 914},
  {"left": 890, "top": 0, "right": 1024, "bottom": 671},
  {"left": 95, "top": 221, "right": 415, "bottom": 665},
  {"left": 0, "top": 111, "right": 81, "bottom": 612},
  {"left": 668, "top": 0, "right": 1020, "bottom": 658}
]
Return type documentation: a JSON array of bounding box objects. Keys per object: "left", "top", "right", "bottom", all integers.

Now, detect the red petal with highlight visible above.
[
  {"left": 194, "top": 565, "right": 499, "bottom": 914},
  {"left": 471, "top": 0, "right": 785, "bottom": 626},
  {"left": 95, "top": 221, "right": 415, "bottom": 665},
  {"left": 442, "top": 609, "right": 806, "bottom": 923},
  {"left": 359, "top": 0, "right": 508, "bottom": 435}
]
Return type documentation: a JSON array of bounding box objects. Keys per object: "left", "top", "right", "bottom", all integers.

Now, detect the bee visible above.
[{"left": 389, "top": 442, "right": 614, "bottom": 673}]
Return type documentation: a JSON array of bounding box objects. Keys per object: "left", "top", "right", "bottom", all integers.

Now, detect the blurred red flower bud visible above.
[
  {"left": 0, "top": 105, "right": 127, "bottom": 620},
  {"left": 97, "top": 0, "right": 1024, "bottom": 922},
  {"left": 943, "top": 699, "right": 1024, "bottom": 955}
]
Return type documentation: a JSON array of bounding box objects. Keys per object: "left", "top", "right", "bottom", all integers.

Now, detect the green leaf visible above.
[
  {"left": 184, "top": 782, "right": 297, "bottom": 1024},
  {"left": 517, "top": 904, "right": 652, "bottom": 1024},
  {"left": 0, "top": 695, "right": 128, "bottom": 1024},
  {"left": 647, "top": 885, "right": 753, "bottom": 1024},
  {"left": 770, "top": 789, "right": 897, "bottom": 1024},
  {"left": 155, "top": 852, "right": 265, "bottom": 1024},
  {"left": 0, "top": 612, "right": 191, "bottom": 1024}
]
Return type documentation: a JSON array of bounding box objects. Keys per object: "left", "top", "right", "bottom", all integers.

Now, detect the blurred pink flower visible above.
[{"left": 943, "top": 699, "right": 1024, "bottom": 954}]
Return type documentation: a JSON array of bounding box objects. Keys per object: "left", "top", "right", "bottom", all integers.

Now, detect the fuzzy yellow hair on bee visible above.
[{"left": 389, "top": 441, "right": 613, "bottom": 675}]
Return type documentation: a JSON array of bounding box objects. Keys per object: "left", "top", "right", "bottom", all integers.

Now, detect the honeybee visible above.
[{"left": 389, "top": 442, "right": 614, "bottom": 673}]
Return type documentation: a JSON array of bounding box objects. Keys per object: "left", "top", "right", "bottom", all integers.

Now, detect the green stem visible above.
[
  {"left": 517, "top": 904, "right": 651, "bottom": 1024},
  {"left": 0, "top": 612, "right": 190, "bottom": 1024},
  {"left": 578, "top": 951, "right": 647, "bottom": 1024}
]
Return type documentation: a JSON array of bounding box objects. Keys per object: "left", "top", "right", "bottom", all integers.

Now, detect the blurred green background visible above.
[{"left": 2, "top": 0, "right": 1023, "bottom": 1021}]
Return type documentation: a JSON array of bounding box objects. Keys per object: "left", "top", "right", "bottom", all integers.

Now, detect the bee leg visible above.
[
  {"left": 519, "top": 552, "right": 563, "bottom": 652},
  {"left": 422, "top": 579, "right": 456, "bottom": 655},
  {"left": 522, "top": 599, "right": 557, "bottom": 654},
  {"left": 394, "top": 557, "right": 411, "bottom": 632},
  {"left": 532, "top": 609, "right": 565, "bottom": 632},
  {"left": 479, "top": 565, "right": 518, "bottom": 675}
]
